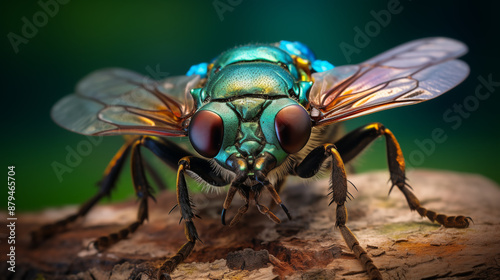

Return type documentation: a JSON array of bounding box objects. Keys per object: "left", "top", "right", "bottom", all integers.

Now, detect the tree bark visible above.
[{"left": 2, "top": 169, "right": 500, "bottom": 279}]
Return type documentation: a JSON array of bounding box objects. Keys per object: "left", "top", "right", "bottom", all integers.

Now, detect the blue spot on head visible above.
[
  {"left": 279, "top": 41, "right": 334, "bottom": 73},
  {"left": 186, "top": 62, "right": 208, "bottom": 78},
  {"left": 312, "top": 60, "right": 335, "bottom": 72},
  {"left": 279, "top": 40, "right": 316, "bottom": 62}
]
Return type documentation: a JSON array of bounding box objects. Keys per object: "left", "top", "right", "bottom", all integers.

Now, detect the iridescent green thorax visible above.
[
  {"left": 191, "top": 61, "right": 312, "bottom": 108},
  {"left": 207, "top": 63, "right": 293, "bottom": 100},
  {"left": 209, "top": 44, "right": 300, "bottom": 79}
]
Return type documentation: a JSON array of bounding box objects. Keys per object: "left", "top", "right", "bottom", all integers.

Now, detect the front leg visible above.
[
  {"left": 88, "top": 136, "right": 201, "bottom": 250},
  {"left": 158, "top": 157, "right": 200, "bottom": 280},
  {"left": 136, "top": 138, "right": 231, "bottom": 279},
  {"left": 294, "top": 144, "right": 383, "bottom": 280}
]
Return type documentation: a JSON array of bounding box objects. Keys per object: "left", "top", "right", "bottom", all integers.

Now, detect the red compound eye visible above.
[
  {"left": 189, "top": 110, "right": 224, "bottom": 158},
  {"left": 274, "top": 105, "right": 311, "bottom": 154}
]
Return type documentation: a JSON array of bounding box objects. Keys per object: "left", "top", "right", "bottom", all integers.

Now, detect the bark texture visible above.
[{"left": 2, "top": 169, "right": 500, "bottom": 279}]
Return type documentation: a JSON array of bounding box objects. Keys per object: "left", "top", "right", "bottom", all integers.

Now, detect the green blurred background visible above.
[{"left": 1, "top": 0, "right": 499, "bottom": 211}]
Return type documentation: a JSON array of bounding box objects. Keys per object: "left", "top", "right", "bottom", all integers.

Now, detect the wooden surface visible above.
[{"left": 2, "top": 169, "right": 500, "bottom": 279}]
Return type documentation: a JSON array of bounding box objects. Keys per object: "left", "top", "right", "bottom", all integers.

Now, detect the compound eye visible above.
[
  {"left": 188, "top": 110, "right": 224, "bottom": 158},
  {"left": 274, "top": 105, "right": 311, "bottom": 154}
]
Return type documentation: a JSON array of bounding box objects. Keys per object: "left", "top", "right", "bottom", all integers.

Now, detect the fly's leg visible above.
[
  {"left": 295, "top": 144, "right": 383, "bottom": 280},
  {"left": 31, "top": 135, "right": 207, "bottom": 249},
  {"left": 143, "top": 158, "right": 167, "bottom": 191},
  {"left": 221, "top": 155, "right": 250, "bottom": 226},
  {"left": 138, "top": 138, "right": 230, "bottom": 279},
  {"left": 221, "top": 153, "right": 289, "bottom": 226},
  {"left": 222, "top": 183, "right": 250, "bottom": 226},
  {"left": 267, "top": 177, "right": 286, "bottom": 209},
  {"left": 94, "top": 137, "right": 230, "bottom": 253},
  {"left": 158, "top": 157, "right": 200, "bottom": 280},
  {"left": 254, "top": 152, "right": 291, "bottom": 223},
  {"left": 229, "top": 202, "right": 250, "bottom": 227},
  {"left": 335, "top": 122, "right": 471, "bottom": 228},
  {"left": 92, "top": 138, "right": 155, "bottom": 250},
  {"left": 31, "top": 137, "right": 137, "bottom": 246}
]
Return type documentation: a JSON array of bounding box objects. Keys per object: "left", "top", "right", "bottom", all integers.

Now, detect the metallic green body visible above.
[
  {"left": 190, "top": 44, "right": 313, "bottom": 172},
  {"left": 209, "top": 45, "right": 300, "bottom": 79}
]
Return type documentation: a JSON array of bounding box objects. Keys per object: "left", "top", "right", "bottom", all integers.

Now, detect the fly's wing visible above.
[
  {"left": 309, "top": 37, "right": 469, "bottom": 126},
  {"left": 51, "top": 68, "right": 200, "bottom": 136}
]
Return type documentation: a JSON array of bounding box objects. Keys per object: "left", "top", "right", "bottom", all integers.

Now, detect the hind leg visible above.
[
  {"left": 335, "top": 122, "right": 471, "bottom": 228},
  {"left": 31, "top": 137, "right": 138, "bottom": 246},
  {"left": 31, "top": 136, "right": 195, "bottom": 247}
]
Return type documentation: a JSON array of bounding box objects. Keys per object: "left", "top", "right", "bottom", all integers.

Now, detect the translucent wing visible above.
[
  {"left": 309, "top": 37, "right": 469, "bottom": 126},
  {"left": 51, "top": 68, "right": 201, "bottom": 136}
]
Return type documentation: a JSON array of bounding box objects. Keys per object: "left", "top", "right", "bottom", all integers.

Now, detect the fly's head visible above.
[
  {"left": 187, "top": 45, "right": 313, "bottom": 214},
  {"left": 188, "top": 51, "right": 313, "bottom": 183},
  {"left": 189, "top": 63, "right": 312, "bottom": 170}
]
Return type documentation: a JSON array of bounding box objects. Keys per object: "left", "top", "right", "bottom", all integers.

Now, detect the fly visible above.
[{"left": 34, "top": 38, "right": 471, "bottom": 280}]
